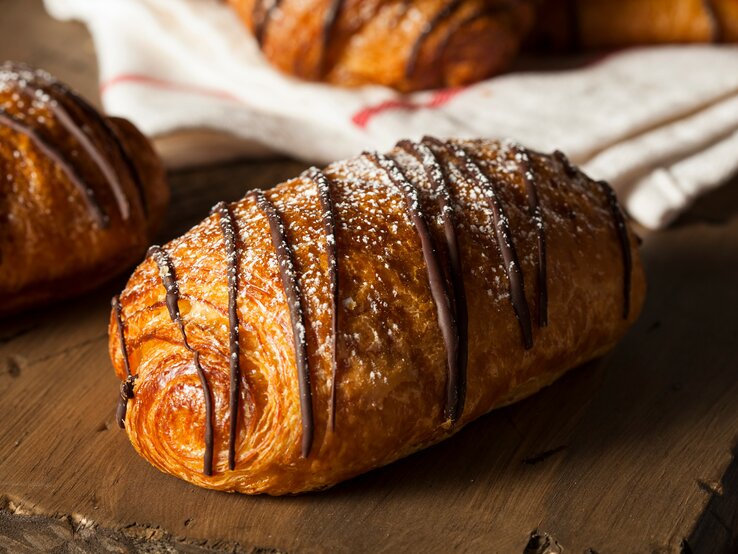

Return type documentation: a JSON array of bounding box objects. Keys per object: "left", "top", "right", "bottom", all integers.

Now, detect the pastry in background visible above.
[
  {"left": 0, "top": 63, "right": 169, "bottom": 315},
  {"left": 228, "top": 0, "right": 536, "bottom": 92},
  {"left": 533, "top": 0, "right": 737, "bottom": 50},
  {"left": 110, "top": 137, "right": 645, "bottom": 495}
]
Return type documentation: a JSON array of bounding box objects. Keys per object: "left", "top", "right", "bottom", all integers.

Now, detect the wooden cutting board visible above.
[{"left": 2, "top": 3, "right": 738, "bottom": 552}]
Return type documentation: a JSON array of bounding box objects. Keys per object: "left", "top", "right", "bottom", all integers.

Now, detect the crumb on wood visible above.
[{"left": 524, "top": 529, "right": 564, "bottom": 554}]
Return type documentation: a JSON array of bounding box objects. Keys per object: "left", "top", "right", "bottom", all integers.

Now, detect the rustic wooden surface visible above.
[{"left": 2, "top": 2, "right": 738, "bottom": 552}]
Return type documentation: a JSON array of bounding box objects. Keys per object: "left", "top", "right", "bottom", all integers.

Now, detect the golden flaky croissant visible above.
[
  {"left": 110, "top": 137, "right": 645, "bottom": 495},
  {"left": 0, "top": 63, "right": 169, "bottom": 315},
  {"left": 534, "top": 0, "right": 738, "bottom": 50},
  {"left": 228, "top": 0, "right": 536, "bottom": 92}
]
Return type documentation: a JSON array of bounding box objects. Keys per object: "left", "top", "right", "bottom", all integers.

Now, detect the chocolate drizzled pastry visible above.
[
  {"left": 0, "top": 63, "right": 169, "bottom": 316},
  {"left": 109, "top": 137, "right": 645, "bottom": 495},
  {"left": 228, "top": 0, "right": 536, "bottom": 92}
]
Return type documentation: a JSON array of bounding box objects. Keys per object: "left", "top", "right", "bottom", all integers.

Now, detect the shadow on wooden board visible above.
[
  {"left": 672, "top": 172, "right": 738, "bottom": 229},
  {"left": 687, "top": 441, "right": 738, "bottom": 553}
]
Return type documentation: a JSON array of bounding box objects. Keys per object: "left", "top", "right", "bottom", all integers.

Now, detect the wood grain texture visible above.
[{"left": 2, "top": 1, "right": 738, "bottom": 552}]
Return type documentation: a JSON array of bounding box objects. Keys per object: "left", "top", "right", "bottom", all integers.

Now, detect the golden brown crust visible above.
[
  {"left": 233, "top": 0, "right": 736, "bottom": 89},
  {"left": 0, "top": 64, "right": 169, "bottom": 315},
  {"left": 533, "top": 0, "right": 738, "bottom": 50},
  {"left": 229, "top": 0, "right": 536, "bottom": 92},
  {"left": 110, "top": 137, "right": 646, "bottom": 495}
]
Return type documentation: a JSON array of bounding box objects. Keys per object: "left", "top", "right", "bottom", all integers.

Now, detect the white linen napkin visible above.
[{"left": 44, "top": 0, "right": 738, "bottom": 228}]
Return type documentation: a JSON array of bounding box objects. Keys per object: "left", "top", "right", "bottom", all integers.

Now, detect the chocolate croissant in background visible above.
[
  {"left": 228, "top": 0, "right": 536, "bottom": 92},
  {"left": 110, "top": 136, "right": 646, "bottom": 495},
  {"left": 0, "top": 63, "right": 169, "bottom": 315},
  {"left": 533, "top": 0, "right": 738, "bottom": 50}
]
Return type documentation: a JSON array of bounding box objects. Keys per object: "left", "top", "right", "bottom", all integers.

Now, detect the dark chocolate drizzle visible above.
[
  {"left": 395, "top": 139, "right": 468, "bottom": 422},
  {"left": 250, "top": 190, "right": 315, "bottom": 458},
  {"left": 303, "top": 168, "right": 340, "bottom": 431},
  {"left": 410, "top": 2, "right": 513, "bottom": 79},
  {"left": 429, "top": 6, "right": 486, "bottom": 66},
  {"left": 101, "top": 117, "right": 147, "bottom": 215},
  {"left": 405, "top": 0, "right": 462, "bottom": 78},
  {"left": 365, "top": 150, "right": 462, "bottom": 423},
  {"left": 424, "top": 137, "right": 534, "bottom": 350},
  {"left": 553, "top": 149, "right": 578, "bottom": 179},
  {"left": 112, "top": 295, "right": 136, "bottom": 429},
  {"left": 553, "top": 150, "right": 631, "bottom": 318},
  {"left": 116, "top": 377, "right": 135, "bottom": 429},
  {"left": 19, "top": 82, "right": 133, "bottom": 221},
  {"left": 318, "top": 0, "right": 346, "bottom": 76},
  {"left": 148, "top": 245, "right": 215, "bottom": 476},
  {"left": 702, "top": 0, "right": 724, "bottom": 43},
  {"left": 513, "top": 144, "right": 548, "bottom": 327},
  {"left": 253, "top": 0, "right": 283, "bottom": 46},
  {"left": 598, "top": 181, "right": 632, "bottom": 319},
  {"left": 50, "top": 80, "right": 147, "bottom": 216},
  {"left": 0, "top": 106, "right": 108, "bottom": 227},
  {"left": 213, "top": 202, "right": 242, "bottom": 471}
]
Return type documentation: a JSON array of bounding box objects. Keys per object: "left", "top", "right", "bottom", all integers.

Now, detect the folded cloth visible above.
[{"left": 45, "top": 0, "right": 738, "bottom": 228}]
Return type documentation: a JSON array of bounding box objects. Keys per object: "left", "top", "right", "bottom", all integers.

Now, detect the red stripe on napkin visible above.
[
  {"left": 100, "top": 74, "right": 242, "bottom": 103},
  {"left": 352, "top": 86, "right": 467, "bottom": 129}
]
